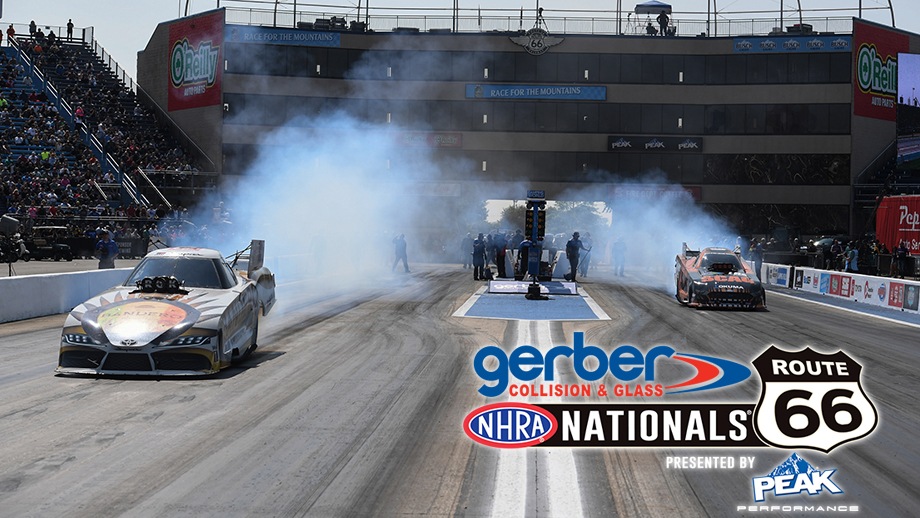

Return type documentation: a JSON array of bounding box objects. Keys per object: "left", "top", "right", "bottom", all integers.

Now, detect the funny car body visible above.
[
  {"left": 675, "top": 243, "right": 766, "bottom": 310},
  {"left": 56, "top": 243, "right": 276, "bottom": 376}
]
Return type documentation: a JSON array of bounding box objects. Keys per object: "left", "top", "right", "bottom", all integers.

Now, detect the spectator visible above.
[
  {"left": 895, "top": 241, "right": 910, "bottom": 278},
  {"left": 94, "top": 228, "right": 118, "bottom": 269},
  {"left": 657, "top": 10, "right": 670, "bottom": 36},
  {"left": 751, "top": 238, "right": 765, "bottom": 279},
  {"left": 28, "top": 21, "right": 36, "bottom": 40},
  {"left": 67, "top": 19, "right": 74, "bottom": 41},
  {"left": 845, "top": 242, "right": 859, "bottom": 273},
  {"left": 6, "top": 25, "right": 14, "bottom": 47}
]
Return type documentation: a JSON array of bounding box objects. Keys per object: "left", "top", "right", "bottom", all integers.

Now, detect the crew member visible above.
[{"left": 565, "top": 232, "right": 590, "bottom": 282}]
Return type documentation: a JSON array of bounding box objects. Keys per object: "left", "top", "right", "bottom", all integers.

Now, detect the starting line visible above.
[{"left": 488, "top": 280, "right": 578, "bottom": 295}]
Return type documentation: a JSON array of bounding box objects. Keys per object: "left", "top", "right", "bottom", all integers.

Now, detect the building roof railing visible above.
[{"left": 218, "top": 2, "right": 896, "bottom": 38}]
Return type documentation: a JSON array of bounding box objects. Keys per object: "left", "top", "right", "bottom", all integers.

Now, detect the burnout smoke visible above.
[{"left": 560, "top": 173, "right": 738, "bottom": 292}]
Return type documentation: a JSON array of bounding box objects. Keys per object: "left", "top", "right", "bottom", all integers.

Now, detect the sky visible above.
[{"left": 0, "top": 0, "right": 914, "bottom": 81}]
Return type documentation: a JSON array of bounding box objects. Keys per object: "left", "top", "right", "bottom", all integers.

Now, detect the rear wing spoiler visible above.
[
  {"left": 248, "top": 239, "right": 265, "bottom": 277},
  {"left": 682, "top": 242, "right": 700, "bottom": 258}
]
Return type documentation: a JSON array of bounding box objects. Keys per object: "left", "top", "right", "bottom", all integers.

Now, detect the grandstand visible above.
[{"left": 0, "top": 25, "right": 217, "bottom": 244}]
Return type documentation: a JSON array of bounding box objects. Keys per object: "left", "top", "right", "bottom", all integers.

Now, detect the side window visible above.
[{"left": 216, "top": 260, "right": 239, "bottom": 289}]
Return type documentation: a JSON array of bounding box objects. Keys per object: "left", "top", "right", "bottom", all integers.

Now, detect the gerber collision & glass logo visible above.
[{"left": 472, "top": 332, "right": 751, "bottom": 398}]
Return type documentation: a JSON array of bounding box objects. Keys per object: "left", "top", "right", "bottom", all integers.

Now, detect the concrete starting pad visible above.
[
  {"left": 454, "top": 285, "right": 610, "bottom": 321},
  {"left": 488, "top": 280, "right": 578, "bottom": 295}
]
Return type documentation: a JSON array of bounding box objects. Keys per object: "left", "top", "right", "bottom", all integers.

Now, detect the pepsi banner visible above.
[{"left": 876, "top": 195, "right": 920, "bottom": 253}]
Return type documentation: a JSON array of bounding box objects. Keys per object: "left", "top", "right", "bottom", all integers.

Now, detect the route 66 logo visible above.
[
  {"left": 752, "top": 346, "right": 878, "bottom": 453},
  {"left": 510, "top": 28, "right": 564, "bottom": 56}
]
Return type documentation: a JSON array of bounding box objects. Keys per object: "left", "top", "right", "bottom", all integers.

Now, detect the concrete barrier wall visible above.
[
  {"left": 0, "top": 269, "right": 132, "bottom": 323},
  {"left": 791, "top": 266, "right": 920, "bottom": 314}
]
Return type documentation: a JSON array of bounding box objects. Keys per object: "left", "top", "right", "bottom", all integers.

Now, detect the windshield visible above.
[
  {"left": 699, "top": 253, "right": 742, "bottom": 270},
  {"left": 126, "top": 257, "right": 236, "bottom": 289}
]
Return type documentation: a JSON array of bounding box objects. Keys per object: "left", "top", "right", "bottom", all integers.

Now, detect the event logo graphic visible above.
[
  {"left": 752, "top": 347, "right": 878, "bottom": 453},
  {"left": 752, "top": 453, "right": 843, "bottom": 502},
  {"left": 856, "top": 43, "right": 897, "bottom": 98},
  {"left": 465, "top": 342, "right": 879, "bottom": 451},
  {"left": 509, "top": 27, "right": 564, "bottom": 56},
  {"left": 170, "top": 39, "right": 220, "bottom": 90}
]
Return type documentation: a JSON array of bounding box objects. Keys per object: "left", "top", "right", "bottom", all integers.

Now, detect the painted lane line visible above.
[
  {"left": 533, "top": 320, "right": 585, "bottom": 518},
  {"left": 579, "top": 286, "right": 612, "bottom": 320},
  {"left": 452, "top": 285, "right": 487, "bottom": 317},
  {"left": 488, "top": 320, "right": 532, "bottom": 518}
]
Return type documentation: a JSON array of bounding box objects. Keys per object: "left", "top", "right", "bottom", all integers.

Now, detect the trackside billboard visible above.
[
  {"left": 168, "top": 10, "right": 224, "bottom": 112},
  {"left": 876, "top": 195, "right": 920, "bottom": 253},
  {"left": 853, "top": 20, "right": 909, "bottom": 121}
]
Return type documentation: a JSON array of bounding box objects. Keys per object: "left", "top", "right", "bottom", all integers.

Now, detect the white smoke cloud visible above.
[{"left": 557, "top": 171, "right": 738, "bottom": 292}]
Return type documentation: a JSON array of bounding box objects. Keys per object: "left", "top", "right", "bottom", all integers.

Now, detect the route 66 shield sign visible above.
[{"left": 752, "top": 346, "right": 878, "bottom": 453}]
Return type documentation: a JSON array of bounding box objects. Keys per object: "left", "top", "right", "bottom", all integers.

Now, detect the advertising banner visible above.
[
  {"left": 733, "top": 35, "right": 851, "bottom": 53},
  {"left": 853, "top": 20, "right": 909, "bottom": 121},
  {"left": 876, "top": 195, "right": 920, "bottom": 253},
  {"left": 607, "top": 136, "right": 702, "bottom": 153},
  {"left": 465, "top": 84, "right": 606, "bottom": 100},
  {"left": 168, "top": 10, "right": 224, "bottom": 112},
  {"left": 763, "top": 263, "right": 792, "bottom": 288},
  {"left": 224, "top": 24, "right": 341, "bottom": 47},
  {"left": 792, "top": 266, "right": 920, "bottom": 314}
]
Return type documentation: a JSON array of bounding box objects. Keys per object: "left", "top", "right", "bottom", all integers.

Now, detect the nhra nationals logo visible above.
[{"left": 752, "top": 347, "right": 878, "bottom": 452}]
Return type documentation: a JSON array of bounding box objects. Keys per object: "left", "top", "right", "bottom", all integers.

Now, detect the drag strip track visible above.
[{"left": 0, "top": 266, "right": 917, "bottom": 517}]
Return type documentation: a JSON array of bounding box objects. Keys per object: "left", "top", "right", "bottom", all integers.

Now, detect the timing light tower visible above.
[{"left": 524, "top": 190, "right": 548, "bottom": 299}]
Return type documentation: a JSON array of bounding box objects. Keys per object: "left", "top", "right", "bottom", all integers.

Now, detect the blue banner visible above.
[
  {"left": 733, "top": 35, "right": 851, "bottom": 53},
  {"left": 225, "top": 24, "right": 341, "bottom": 47},
  {"left": 466, "top": 84, "right": 606, "bottom": 100}
]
